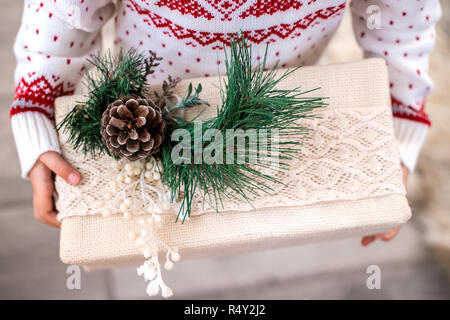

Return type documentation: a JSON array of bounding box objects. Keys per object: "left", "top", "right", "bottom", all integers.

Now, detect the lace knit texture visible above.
[{"left": 11, "top": 0, "right": 442, "bottom": 177}]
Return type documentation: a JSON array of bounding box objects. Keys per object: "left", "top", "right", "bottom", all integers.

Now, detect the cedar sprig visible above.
[
  {"left": 154, "top": 75, "right": 180, "bottom": 109},
  {"left": 145, "top": 50, "right": 163, "bottom": 75},
  {"left": 161, "top": 82, "right": 209, "bottom": 125},
  {"left": 175, "top": 83, "right": 208, "bottom": 111},
  {"left": 58, "top": 48, "right": 160, "bottom": 156},
  {"left": 160, "top": 35, "right": 327, "bottom": 222}
]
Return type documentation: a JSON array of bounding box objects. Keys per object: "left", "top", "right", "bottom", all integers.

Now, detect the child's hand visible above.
[
  {"left": 361, "top": 163, "right": 409, "bottom": 246},
  {"left": 29, "top": 151, "right": 80, "bottom": 228}
]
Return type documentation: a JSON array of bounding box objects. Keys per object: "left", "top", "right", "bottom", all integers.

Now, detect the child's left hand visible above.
[{"left": 361, "top": 163, "right": 409, "bottom": 247}]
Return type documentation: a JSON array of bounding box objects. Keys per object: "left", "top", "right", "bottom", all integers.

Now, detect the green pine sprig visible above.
[{"left": 160, "top": 35, "right": 327, "bottom": 222}]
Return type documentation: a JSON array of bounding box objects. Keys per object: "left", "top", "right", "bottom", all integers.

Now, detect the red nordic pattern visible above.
[
  {"left": 10, "top": 75, "right": 74, "bottom": 118},
  {"left": 204, "top": 0, "right": 246, "bottom": 21},
  {"left": 155, "top": 0, "right": 215, "bottom": 20},
  {"left": 391, "top": 96, "right": 430, "bottom": 126},
  {"left": 127, "top": 0, "right": 346, "bottom": 48},
  {"left": 239, "top": 0, "right": 304, "bottom": 19}
]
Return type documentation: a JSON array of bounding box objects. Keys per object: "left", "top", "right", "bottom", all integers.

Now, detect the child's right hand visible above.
[{"left": 28, "top": 151, "right": 80, "bottom": 228}]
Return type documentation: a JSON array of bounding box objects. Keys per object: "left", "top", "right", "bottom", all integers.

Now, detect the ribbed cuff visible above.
[
  {"left": 393, "top": 117, "right": 429, "bottom": 173},
  {"left": 11, "top": 112, "right": 61, "bottom": 178}
]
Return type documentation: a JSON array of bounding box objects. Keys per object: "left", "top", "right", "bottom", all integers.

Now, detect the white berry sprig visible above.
[{"left": 100, "top": 156, "right": 181, "bottom": 298}]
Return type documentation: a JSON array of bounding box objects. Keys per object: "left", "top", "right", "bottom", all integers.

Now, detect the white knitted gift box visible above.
[{"left": 54, "top": 59, "right": 411, "bottom": 270}]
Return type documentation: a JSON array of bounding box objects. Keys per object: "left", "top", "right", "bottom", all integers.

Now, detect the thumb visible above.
[{"left": 39, "top": 151, "right": 80, "bottom": 185}]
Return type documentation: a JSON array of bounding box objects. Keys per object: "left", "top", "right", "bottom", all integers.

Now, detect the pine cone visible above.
[{"left": 101, "top": 96, "right": 165, "bottom": 161}]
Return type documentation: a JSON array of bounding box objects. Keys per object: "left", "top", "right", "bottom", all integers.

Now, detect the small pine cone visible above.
[{"left": 101, "top": 96, "right": 165, "bottom": 161}]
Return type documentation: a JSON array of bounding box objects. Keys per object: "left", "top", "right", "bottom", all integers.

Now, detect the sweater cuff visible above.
[
  {"left": 11, "top": 112, "right": 61, "bottom": 178},
  {"left": 393, "top": 117, "right": 428, "bottom": 173}
]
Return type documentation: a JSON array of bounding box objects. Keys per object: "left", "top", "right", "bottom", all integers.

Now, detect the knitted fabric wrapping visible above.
[{"left": 54, "top": 59, "right": 411, "bottom": 269}]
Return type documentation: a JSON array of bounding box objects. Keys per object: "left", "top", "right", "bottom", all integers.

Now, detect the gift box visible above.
[{"left": 54, "top": 58, "right": 411, "bottom": 271}]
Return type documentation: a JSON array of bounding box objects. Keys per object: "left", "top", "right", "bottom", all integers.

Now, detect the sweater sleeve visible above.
[
  {"left": 350, "top": 0, "right": 441, "bottom": 172},
  {"left": 11, "top": 0, "right": 115, "bottom": 178}
]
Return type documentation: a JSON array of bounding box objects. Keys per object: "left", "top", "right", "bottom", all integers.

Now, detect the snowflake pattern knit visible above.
[{"left": 11, "top": 0, "right": 441, "bottom": 177}]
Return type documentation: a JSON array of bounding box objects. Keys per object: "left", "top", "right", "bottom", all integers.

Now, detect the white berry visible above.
[
  {"left": 144, "top": 170, "right": 152, "bottom": 179},
  {"left": 170, "top": 252, "right": 181, "bottom": 262},
  {"left": 164, "top": 260, "right": 173, "bottom": 270},
  {"left": 135, "top": 237, "right": 145, "bottom": 247},
  {"left": 144, "top": 268, "right": 156, "bottom": 280},
  {"left": 161, "top": 286, "right": 173, "bottom": 298},
  {"left": 146, "top": 281, "right": 160, "bottom": 296},
  {"left": 143, "top": 248, "right": 153, "bottom": 259},
  {"left": 128, "top": 231, "right": 138, "bottom": 240}
]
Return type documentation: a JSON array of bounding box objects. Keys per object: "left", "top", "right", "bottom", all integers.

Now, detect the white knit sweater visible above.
[{"left": 11, "top": 0, "right": 441, "bottom": 177}]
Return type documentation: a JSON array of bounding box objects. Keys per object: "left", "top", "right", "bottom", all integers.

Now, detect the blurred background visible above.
[{"left": 0, "top": 1, "right": 449, "bottom": 299}]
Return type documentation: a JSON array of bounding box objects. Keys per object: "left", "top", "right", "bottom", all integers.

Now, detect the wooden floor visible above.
[{"left": 0, "top": 1, "right": 449, "bottom": 299}]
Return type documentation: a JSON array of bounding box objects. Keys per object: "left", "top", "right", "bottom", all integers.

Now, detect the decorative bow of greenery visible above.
[{"left": 58, "top": 35, "right": 326, "bottom": 221}]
